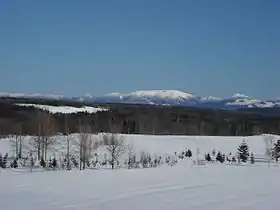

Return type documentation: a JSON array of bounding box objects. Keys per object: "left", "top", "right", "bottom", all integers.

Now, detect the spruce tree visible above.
[
  {"left": 216, "top": 152, "right": 224, "bottom": 163},
  {"left": 272, "top": 140, "right": 280, "bottom": 163},
  {"left": 237, "top": 140, "right": 250, "bottom": 162},
  {"left": 187, "top": 149, "right": 192, "bottom": 157},
  {"left": 3, "top": 153, "right": 8, "bottom": 168},
  {"left": 205, "top": 153, "right": 211, "bottom": 161}
]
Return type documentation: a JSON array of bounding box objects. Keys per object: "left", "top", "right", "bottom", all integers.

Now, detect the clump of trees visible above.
[
  {"left": 31, "top": 111, "right": 57, "bottom": 162},
  {"left": 178, "top": 149, "right": 192, "bottom": 159}
]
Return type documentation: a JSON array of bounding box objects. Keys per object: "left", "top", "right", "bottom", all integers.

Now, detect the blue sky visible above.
[{"left": 1, "top": 0, "right": 280, "bottom": 99}]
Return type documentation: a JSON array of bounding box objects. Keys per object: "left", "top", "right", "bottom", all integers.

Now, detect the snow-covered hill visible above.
[{"left": 2, "top": 90, "right": 280, "bottom": 112}]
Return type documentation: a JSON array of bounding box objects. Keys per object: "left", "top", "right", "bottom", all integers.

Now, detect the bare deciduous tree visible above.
[
  {"left": 127, "top": 143, "right": 136, "bottom": 169},
  {"left": 10, "top": 122, "right": 24, "bottom": 159},
  {"left": 263, "top": 134, "right": 274, "bottom": 157},
  {"left": 77, "top": 119, "right": 93, "bottom": 170},
  {"left": 31, "top": 111, "right": 56, "bottom": 160},
  {"left": 103, "top": 133, "right": 125, "bottom": 169},
  {"left": 64, "top": 116, "right": 72, "bottom": 169}
]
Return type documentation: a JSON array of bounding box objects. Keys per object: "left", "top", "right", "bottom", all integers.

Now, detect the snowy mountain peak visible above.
[
  {"left": 105, "top": 92, "right": 122, "bottom": 96},
  {"left": 201, "top": 96, "right": 222, "bottom": 101},
  {"left": 128, "top": 90, "right": 197, "bottom": 100},
  {"left": 83, "top": 93, "right": 93, "bottom": 98},
  {"left": 231, "top": 93, "right": 250, "bottom": 98}
]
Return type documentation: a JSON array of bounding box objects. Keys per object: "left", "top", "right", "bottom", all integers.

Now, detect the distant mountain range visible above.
[{"left": 2, "top": 90, "right": 280, "bottom": 115}]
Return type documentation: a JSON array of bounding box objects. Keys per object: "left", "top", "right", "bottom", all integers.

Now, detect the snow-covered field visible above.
[
  {"left": 16, "top": 103, "right": 108, "bottom": 114},
  {"left": 0, "top": 133, "right": 277, "bottom": 159},
  {"left": 1, "top": 161, "right": 280, "bottom": 210},
  {"left": 1, "top": 134, "right": 279, "bottom": 210}
]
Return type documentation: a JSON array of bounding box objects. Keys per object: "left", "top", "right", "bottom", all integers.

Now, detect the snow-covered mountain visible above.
[
  {"left": 2, "top": 90, "right": 280, "bottom": 113},
  {"left": 86, "top": 90, "right": 201, "bottom": 106},
  {"left": 74, "top": 90, "right": 280, "bottom": 111}
]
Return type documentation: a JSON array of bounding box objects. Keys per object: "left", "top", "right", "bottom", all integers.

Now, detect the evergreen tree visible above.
[
  {"left": 216, "top": 152, "right": 224, "bottom": 163},
  {"left": 40, "top": 157, "right": 46, "bottom": 168},
  {"left": 272, "top": 140, "right": 280, "bottom": 163},
  {"left": 184, "top": 150, "right": 189, "bottom": 158},
  {"left": 186, "top": 149, "right": 192, "bottom": 157},
  {"left": 11, "top": 158, "right": 18, "bottom": 168},
  {"left": 237, "top": 140, "right": 250, "bottom": 162},
  {"left": 52, "top": 157, "right": 57, "bottom": 170},
  {"left": 3, "top": 153, "right": 8, "bottom": 168},
  {"left": 205, "top": 153, "right": 211, "bottom": 161},
  {"left": 0, "top": 154, "right": 3, "bottom": 168}
]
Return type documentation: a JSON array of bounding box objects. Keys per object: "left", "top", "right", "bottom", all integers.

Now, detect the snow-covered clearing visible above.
[
  {"left": 16, "top": 103, "right": 108, "bottom": 114},
  {"left": 1, "top": 133, "right": 279, "bottom": 210},
  {"left": 0, "top": 133, "right": 277, "bottom": 159},
  {"left": 1, "top": 162, "right": 280, "bottom": 210}
]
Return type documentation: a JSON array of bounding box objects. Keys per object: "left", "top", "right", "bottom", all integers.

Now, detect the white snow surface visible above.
[
  {"left": 1, "top": 158, "right": 280, "bottom": 210},
  {"left": 16, "top": 103, "right": 108, "bottom": 114},
  {"left": 1, "top": 134, "right": 280, "bottom": 209}
]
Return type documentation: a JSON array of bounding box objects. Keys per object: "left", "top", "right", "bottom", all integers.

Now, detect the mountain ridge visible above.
[{"left": 1, "top": 90, "right": 280, "bottom": 112}]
